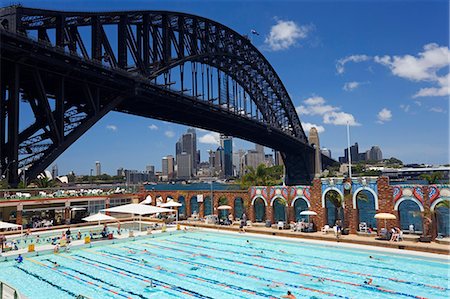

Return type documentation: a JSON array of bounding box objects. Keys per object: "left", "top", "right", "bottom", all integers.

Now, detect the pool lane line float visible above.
[
  {"left": 122, "top": 245, "right": 351, "bottom": 299},
  {"left": 63, "top": 252, "right": 213, "bottom": 299},
  {"left": 14, "top": 265, "right": 80, "bottom": 298},
  {"left": 81, "top": 249, "right": 281, "bottom": 299},
  {"left": 25, "top": 257, "right": 133, "bottom": 299},
  {"left": 181, "top": 235, "right": 447, "bottom": 283},
  {"left": 41, "top": 258, "right": 148, "bottom": 299},
  {"left": 152, "top": 241, "right": 432, "bottom": 299},
  {"left": 172, "top": 237, "right": 449, "bottom": 292}
]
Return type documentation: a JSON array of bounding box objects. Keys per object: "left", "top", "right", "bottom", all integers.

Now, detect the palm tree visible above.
[
  {"left": 239, "top": 164, "right": 283, "bottom": 189},
  {"left": 326, "top": 190, "right": 344, "bottom": 224}
]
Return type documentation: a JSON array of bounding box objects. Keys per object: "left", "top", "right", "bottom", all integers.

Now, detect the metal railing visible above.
[{"left": 0, "top": 280, "right": 26, "bottom": 299}]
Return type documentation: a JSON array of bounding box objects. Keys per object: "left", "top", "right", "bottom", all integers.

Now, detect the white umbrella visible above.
[
  {"left": 374, "top": 213, "right": 397, "bottom": 229},
  {"left": 299, "top": 210, "right": 317, "bottom": 223},
  {"left": 159, "top": 202, "right": 183, "bottom": 228},
  {"left": 217, "top": 205, "right": 232, "bottom": 210},
  {"left": 82, "top": 212, "right": 116, "bottom": 226}
]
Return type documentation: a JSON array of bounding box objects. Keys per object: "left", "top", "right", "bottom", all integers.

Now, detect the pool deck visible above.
[{"left": 182, "top": 221, "right": 450, "bottom": 256}]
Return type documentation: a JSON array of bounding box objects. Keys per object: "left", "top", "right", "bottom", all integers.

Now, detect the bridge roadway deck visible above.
[{"left": 181, "top": 221, "right": 450, "bottom": 256}]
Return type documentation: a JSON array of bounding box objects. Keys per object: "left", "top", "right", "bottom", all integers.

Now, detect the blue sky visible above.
[{"left": 8, "top": 0, "right": 449, "bottom": 175}]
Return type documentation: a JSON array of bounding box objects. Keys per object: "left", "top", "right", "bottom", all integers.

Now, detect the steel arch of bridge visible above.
[{"left": 0, "top": 6, "right": 326, "bottom": 186}]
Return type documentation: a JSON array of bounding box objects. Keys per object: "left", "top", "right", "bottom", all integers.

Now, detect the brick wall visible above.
[{"left": 310, "top": 178, "right": 324, "bottom": 229}]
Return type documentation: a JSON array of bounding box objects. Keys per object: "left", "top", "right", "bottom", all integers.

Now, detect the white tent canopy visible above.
[
  {"left": 102, "top": 204, "right": 174, "bottom": 215},
  {"left": 82, "top": 213, "right": 116, "bottom": 222},
  {"left": 217, "top": 205, "right": 232, "bottom": 210},
  {"left": 102, "top": 203, "right": 175, "bottom": 231},
  {"left": 299, "top": 211, "right": 317, "bottom": 216},
  {"left": 159, "top": 202, "right": 182, "bottom": 208},
  {"left": 0, "top": 221, "right": 21, "bottom": 230}
]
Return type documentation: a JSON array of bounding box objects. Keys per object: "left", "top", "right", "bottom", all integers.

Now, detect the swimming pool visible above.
[{"left": 0, "top": 230, "right": 448, "bottom": 298}]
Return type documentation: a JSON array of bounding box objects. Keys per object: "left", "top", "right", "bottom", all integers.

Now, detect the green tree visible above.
[
  {"left": 420, "top": 172, "right": 444, "bottom": 184},
  {"left": 239, "top": 164, "right": 283, "bottom": 189},
  {"left": 326, "top": 190, "right": 344, "bottom": 222},
  {"left": 34, "top": 177, "right": 55, "bottom": 188}
]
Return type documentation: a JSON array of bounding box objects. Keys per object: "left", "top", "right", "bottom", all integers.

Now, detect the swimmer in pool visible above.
[
  {"left": 141, "top": 259, "right": 148, "bottom": 264},
  {"left": 282, "top": 290, "right": 296, "bottom": 299},
  {"left": 266, "top": 282, "right": 283, "bottom": 288},
  {"left": 190, "top": 266, "right": 199, "bottom": 271},
  {"left": 364, "top": 278, "right": 373, "bottom": 285},
  {"left": 128, "top": 249, "right": 136, "bottom": 254},
  {"left": 369, "top": 255, "right": 382, "bottom": 261},
  {"left": 52, "top": 261, "right": 60, "bottom": 268},
  {"left": 310, "top": 277, "right": 324, "bottom": 283}
]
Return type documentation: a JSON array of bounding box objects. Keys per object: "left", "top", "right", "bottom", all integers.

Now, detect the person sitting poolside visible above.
[
  {"left": 15, "top": 254, "right": 23, "bottom": 263},
  {"left": 282, "top": 291, "right": 296, "bottom": 299},
  {"left": 390, "top": 227, "right": 399, "bottom": 242}
]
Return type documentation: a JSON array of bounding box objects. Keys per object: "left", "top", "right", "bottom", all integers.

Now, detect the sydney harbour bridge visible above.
[{"left": 0, "top": 6, "right": 334, "bottom": 187}]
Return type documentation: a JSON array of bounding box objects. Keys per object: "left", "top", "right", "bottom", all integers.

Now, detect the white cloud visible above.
[
  {"left": 296, "top": 96, "right": 360, "bottom": 126},
  {"left": 323, "top": 111, "right": 360, "bottom": 126},
  {"left": 199, "top": 132, "right": 220, "bottom": 145},
  {"left": 429, "top": 107, "right": 446, "bottom": 113},
  {"left": 414, "top": 100, "right": 422, "bottom": 106},
  {"left": 164, "top": 130, "right": 175, "bottom": 138},
  {"left": 374, "top": 43, "right": 449, "bottom": 98},
  {"left": 148, "top": 124, "right": 158, "bottom": 130},
  {"left": 399, "top": 104, "right": 410, "bottom": 113},
  {"left": 377, "top": 108, "right": 392, "bottom": 124},
  {"left": 343, "top": 81, "right": 361, "bottom": 91},
  {"left": 303, "top": 122, "right": 325, "bottom": 134},
  {"left": 264, "top": 19, "right": 311, "bottom": 51},
  {"left": 106, "top": 125, "right": 117, "bottom": 132},
  {"left": 336, "top": 55, "right": 370, "bottom": 74}
]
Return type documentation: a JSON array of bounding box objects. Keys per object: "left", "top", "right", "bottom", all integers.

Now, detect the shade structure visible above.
[
  {"left": 82, "top": 212, "right": 116, "bottom": 226},
  {"left": 217, "top": 205, "right": 232, "bottom": 210},
  {"left": 140, "top": 195, "right": 152, "bottom": 205},
  {"left": 374, "top": 213, "right": 397, "bottom": 229},
  {"left": 102, "top": 204, "right": 174, "bottom": 215},
  {"left": 299, "top": 210, "right": 317, "bottom": 216},
  {"left": 159, "top": 202, "right": 182, "bottom": 208},
  {"left": 102, "top": 204, "right": 175, "bottom": 231},
  {"left": 299, "top": 210, "right": 317, "bottom": 223},
  {"left": 0, "top": 221, "right": 21, "bottom": 230},
  {"left": 71, "top": 207, "right": 86, "bottom": 211},
  {"left": 374, "top": 213, "right": 396, "bottom": 220}
]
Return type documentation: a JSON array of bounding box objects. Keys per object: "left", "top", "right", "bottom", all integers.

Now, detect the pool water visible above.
[{"left": 0, "top": 231, "right": 448, "bottom": 299}]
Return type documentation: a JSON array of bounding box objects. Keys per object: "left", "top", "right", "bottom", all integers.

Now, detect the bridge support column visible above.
[
  {"left": 7, "top": 63, "right": 20, "bottom": 187},
  {"left": 282, "top": 151, "right": 314, "bottom": 186}
]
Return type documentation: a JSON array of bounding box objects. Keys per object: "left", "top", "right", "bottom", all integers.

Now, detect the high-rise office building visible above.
[
  {"left": 367, "top": 146, "right": 383, "bottom": 161},
  {"left": 162, "top": 156, "right": 174, "bottom": 178},
  {"left": 176, "top": 128, "right": 197, "bottom": 177},
  {"left": 339, "top": 143, "right": 360, "bottom": 163},
  {"left": 95, "top": 161, "right": 101, "bottom": 176},
  {"left": 240, "top": 148, "right": 265, "bottom": 175},
  {"left": 214, "top": 146, "right": 224, "bottom": 176},
  {"left": 233, "top": 149, "right": 245, "bottom": 176},
  {"left": 220, "top": 134, "right": 233, "bottom": 177},
  {"left": 321, "top": 148, "right": 332, "bottom": 158},
  {"left": 146, "top": 165, "right": 155, "bottom": 174},
  {"left": 51, "top": 164, "right": 58, "bottom": 179},
  {"left": 177, "top": 152, "right": 192, "bottom": 179}
]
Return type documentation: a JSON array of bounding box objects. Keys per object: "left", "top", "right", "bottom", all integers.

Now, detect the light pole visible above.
[
  {"left": 210, "top": 180, "right": 214, "bottom": 216},
  {"left": 90, "top": 168, "right": 93, "bottom": 185}
]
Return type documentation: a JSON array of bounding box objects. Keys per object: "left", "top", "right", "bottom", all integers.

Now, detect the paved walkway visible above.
[{"left": 182, "top": 221, "right": 450, "bottom": 256}]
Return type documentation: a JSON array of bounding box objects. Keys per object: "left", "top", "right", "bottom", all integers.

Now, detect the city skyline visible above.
[{"left": 21, "top": 0, "right": 447, "bottom": 175}]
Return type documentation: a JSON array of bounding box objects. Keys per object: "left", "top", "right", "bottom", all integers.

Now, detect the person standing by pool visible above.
[
  {"left": 242, "top": 213, "right": 247, "bottom": 225},
  {"left": 0, "top": 234, "right": 5, "bottom": 252},
  {"left": 282, "top": 291, "right": 296, "bottom": 299}
]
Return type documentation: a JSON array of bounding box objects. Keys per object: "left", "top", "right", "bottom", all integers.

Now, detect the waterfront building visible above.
[
  {"left": 177, "top": 152, "right": 192, "bottom": 179},
  {"left": 233, "top": 149, "right": 245, "bottom": 176},
  {"left": 367, "top": 146, "right": 383, "bottom": 161},
  {"left": 162, "top": 155, "right": 174, "bottom": 179},
  {"left": 176, "top": 128, "right": 197, "bottom": 177},
  {"left": 240, "top": 145, "right": 265, "bottom": 175},
  {"left": 214, "top": 146, "right": 224, "bottom": 177}
]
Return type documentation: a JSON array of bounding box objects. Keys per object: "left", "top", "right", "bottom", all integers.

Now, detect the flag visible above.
[{"left": 251, "top": 29, "right": 260, "bottom": 36}]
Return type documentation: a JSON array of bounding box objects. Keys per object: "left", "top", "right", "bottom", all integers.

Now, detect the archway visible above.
[
  {"left": 234, "top": 197, "right": 244, "bottom": 220},
  {"left": 204, "top": 196, "right": 212, "bottom": 216},
  {"left": 190, "top": 196, "right": 199, "bottom": 216},
  {"left": 253, "top": 197, "right": 266, "bottom": 222},
  {"left": 293, "top": 197, "right": 309, "bottom": 221},
  {"left": 432, "top": 199, "right": 450, "bottom": 237},
  {"left": 325, "top": 190, "right": 344, "bottom": 226},
  {"left": 178, "top": 196, "right": 186, "bottom": 217},
  {"left": 273, "top": 198, "right": 287, "bottom": 222},
  {"left": 218, "top": 197, "right": 229, "bottom": 220},
  {"left": 398, "top": 199, "right": 423, "bottom": 233},
  {"left": 356, "top": 190, "right": 376, "bottom": 230}
]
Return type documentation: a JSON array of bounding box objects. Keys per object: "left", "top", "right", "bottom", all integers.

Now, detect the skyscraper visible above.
[
  {"left": 177, "top": 152, "right": 192, "bottom": 179},
  {"left": 162, "top": 156, "right": 175, "bottom": 178},
  {"left": 95, "top": 161, "right": 101, "bottom": 176},
  {"left": 176, "top": 128, "right": 197, "bottom": 177},
  {"left": 367, "top": 146, "right": 383, "bottom": 161},
  {"left": 220, "top": 134, "right": 233, "bottom": 177}
]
